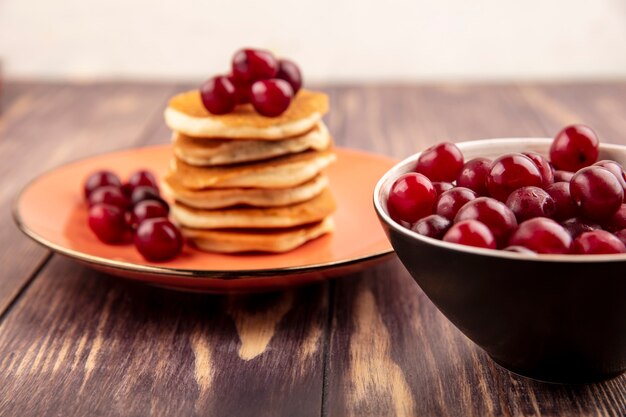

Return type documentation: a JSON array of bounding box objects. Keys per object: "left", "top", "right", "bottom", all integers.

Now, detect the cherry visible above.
[
  {"left": 227, "top": 74, "right": 251, "bottom": 104},
  {"left": 454, "top": 197, "right": 517, "bottom": 247},
  {"left": 554, "top": 170, "right": 574, "bottom": 183},
  {"left": 250, "top": 79, "right": 294, "bottom": 117},
  {"left": 549, "top": 124, "right": 599, "bottom": 171},
  {"left": 508, "top": 217, "right": 572, "bottom": 254},
  {"left": 573, "top": 230, "right": 626, "bottom": 254},
  {"left": 560, "top": 217, "right": 601, "bottom": 239},
  {"left": 570, "top": 166, "right": 623, "bottom": 221},
  {"left": 432, "top": 181, "right": 454, "bottom": 197},
  {"left": 200, "top": 76, "right": 237, "bottom": 115},
  {"left": 83, "top": 170, "right": 121, "bottom": 199},
  {"left": 593, "top": 160, "right": 626, "bottom": 195},
  {"left": 486, "top": 153, "right": 543, "bottom": 201},
  {"left": 129, "top": 200, "right": 170, "bottom": 229},
  {"left": 415, "top": 142, "right": 464, "bottom": 182},
  {"left": 505, "top": 186, "right": 556, "bottom": 222},
  {"left": 387, "top": 173, "right": 436, "bottom": 224},
  {"left": 615, "top": 229, "right": 626, "bottom": 246},
  {"left": 88, "top": 204, "right": 127, "bottom": 244},
  {"left": 134, "top": 218, "right": 183, "bottom": 262},
  {"left": 231, "top": 48, "right": 279, "bottom": 83},
  {"left": 546, "top": 182, "right": 577, "bottom": 220},
  {"left": 435, "top": 187, "right": 477, "bottom": 220},
  {"left": 411, "top": 214, "right": 451, "bottom": 239},
  {"left": 523, "top": 152, "right": 554, "bottom": 188},
  {"left": 503, "top": 245, "right": 537, "bottom": 255},
  {"left": 127, "top": 169, "right": 158, "bottom": 191},
  {"left": 131, "top": 186, "right": 168, "bottom": 208},
  {"left": 456, "top": 157, "right": 492, "bottom": 196},
  {"left": 88, "top": 185, "right": 128, "bottom": 209},
  {"left": 443, "top": 220, "right": 496, "bottom": 249},
  {"left": 276, "top": 59, "right": 303, "bottom": 95},
  {"left": 604, "top": 204, "right": 626, "bottom": 232}
]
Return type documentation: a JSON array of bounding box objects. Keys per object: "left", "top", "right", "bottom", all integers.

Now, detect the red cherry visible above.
[
  {"left": 200, "top": 76, "right": 237, "bottom": 115},
  {"left": 573, "top": 230, "right": 626, "bottom": 254},
  {"left": 130, "top": 186, "right": 168, "bottom": 208},
  {"left": 454, "top": 197, "right": 517, "bottom": 247},
  {"left": 523, "top": 152, "right": 554, "bottom": 188},
  {"left": 443, "top": 220, "right": 496, "bottom": 249},
  {"left": 615, "top": 229, "right": 626, "bottom": 246},
  {"left": 570, "top": 166, "right": 623, "bottom": 221},
  {"left": 487, "top": 153, "right": 543, "bottom": 201},
  {"left": 435, "top": 187, "right": 477, "bottom": 220},
  {"left": 554, "top": 170, "right": 574, "bottom": 183},
  {"left": 546, "top": 182, "right": 577, "bottom": 220},
  {"left": 508, "top": 217, "right": 572, "bottom": 254},
  {"left": 415, "top": 142, "right": 464, "bottom": 182},
  {"left": 432, "top": 182, "right": 454, "bottom": 197},
  {"left": 560, "top": 217, "right": 601, "bottom": 239},
  {"left": 129, "top": 200, "right": 170, "bottom": 229},
  {"left": 456, "top": 157, "right": 492, "bottom": 196},
  {"left": 605, "top": 204, "right": 626, "bottom": 232},
  {"left": 83, "top": 170, "right": 121, "bottom": 199},
  {"left": 231, "top": 48, "right": 279, "bottom": 83},
  {"left": 549, "top": 124, "right": 599, "bottom": 171},
  {"left": 387, "top": 173, "right": 436, "bottom": 224},
  {"left": 276, "top": 59, "right": 303, "bottom": 94},
  {"left": 250, "top": 79, "right": 293, "bottom": 117},
  {"left": 227, "top": 74, "right": 251, "bottom": 104},
  {"left": 127, "top": 169, "right": 158, "bottom": 191},
  {"left": 593, "top": 160, "right": 626, "bottom": 195},
  {"left": 411, "top": 214, "right": 451, "bottom": 239},
  {"left": 505, "top": 186, "right": 556, "bottom": 222},
  {"left": 88, "top": 185, "right": 128, "bottom": 209},
  {"left": 134, "top": 218, "right": 183, "bottom": 262},
  {"left": 88, "top": 204, "right": 127, "bottom": 243}
]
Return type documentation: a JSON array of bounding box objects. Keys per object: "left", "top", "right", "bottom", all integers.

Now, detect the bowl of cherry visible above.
[{"left": 373, "top": 125, "right": 626, "bottom": 383}]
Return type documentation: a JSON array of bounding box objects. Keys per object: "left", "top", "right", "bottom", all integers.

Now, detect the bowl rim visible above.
[{"left": 373, "top": 137, "right": 626, "bottom": 263}]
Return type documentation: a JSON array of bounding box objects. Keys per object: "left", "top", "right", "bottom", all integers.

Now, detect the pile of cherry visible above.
[
  {"left": 200, "top": 48, "right": 303, "bottom": 117},
  {"left": 84, "top": 170, "right": 183, "bottom": 262},
  {"left": 387, "top": 125, "right": 626, "bottom": 254}
]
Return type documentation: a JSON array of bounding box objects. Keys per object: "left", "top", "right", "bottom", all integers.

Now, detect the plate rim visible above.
[{"left": 13, "top": 145, "right": 396, "bottom": 280}]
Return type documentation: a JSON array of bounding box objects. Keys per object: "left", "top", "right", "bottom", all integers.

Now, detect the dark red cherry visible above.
[
  {"left": 387, "top": 173, "right": 436, "bottom": 224},
  {"left": 573, "top": 230, "right": 626, "bottom": 254},
  {"left": 456, "top": 157, "right": 492, "bottom": 196},
  {"left": 131, "top": 186, "right": 168, "bottom": 208},
  {"left": 250, "top": 79, "right": 294, "bottom": 117},
  {"left": 593, "top": 160, "right": 626, "bottom": 194},
  {"left": 415, "top": 142, "right": 464, "bottom": 182},
  {"left": 134, "top": 218, "right": 183, "bottom": 262},
  {"left": 129, "top": 200, "right": 170, "bottom": 229},
  {"left": 88, "top": 204, "right": 127, "bottom": 244},
  {"left": 570, "top": 166, "right": 623, "bottom": 221},
  {"left": 604, "top": 204, "right": 626, "bottom": 232},
  {"left": 200, "top": 76, "right": 237, "bottom": 115},
  {"left": 127, "top": 169, "right": 158, "bottom": 191},
  {"left": 88, "top": 185, "right": 128, "bottom": 209},
  {"left": 432, "top": 182, "right": 454, "bottom": 197},
  {"left": 505, "top": 186, "right": 556, "bottom": 222},
  {"left": 615, "top": 229, "right": 626, "bottom": 246},
  {"left": 508, "top": 217, "right": 572, "bottom": 254},
  {"left": 83, "top": 170, "right": 121, "bottom": 199},
  {"left": 554, "top": 170, "right": 574, "bottom": 183},
  {"left": 523, "top": 152, "right": 554, "bottom": 188},
  {"left": 546, "top": 182, "right": 577, "bottom": 220},
  {"left": 486, "top": 153, "right": 542, "bottom": 201},
  {"left": 276, "top": 59, "right": 303, "bottom": 95},
  {"left": 411, "top": 214, "right": 451, "bottom": 239},
  {"left": 435, "top": 187, "right": 477, "bottom": 220},
  {"left": 549, "top": 124, "right": 599, "bottom": 171},
  {"left": 560, "top": 217, "right": 601, "bottom": 239},
  {"left": 443, "top": 220, "right": 496, "bottom": 249},
  {"left": 454, "top": 197, "right": 517, "bottom": 247},
  {"left": 227, "top": 74, "right": 251, "bottom": 104},
  {"left": 231, "top": 48, "right": 279, "bottom": 83}
]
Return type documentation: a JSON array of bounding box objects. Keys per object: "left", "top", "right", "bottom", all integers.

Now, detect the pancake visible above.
[
  {"left": 166, "top": 149, "right": 336, "bottom": 189},
  {"left": 163, "top": 174, "right": 328, "bottom": 209},
  {"left": 173, "top": 122, "right": 331, "bottom": 166},
  {"left": 164, "top": 89, "right": 329, "bottom": 139},
  {"left": 182, "top": 217, "right": 334, "bottom": 253},
  {"left": 171, "top": 188, "right": 336, "bottom": 229}
]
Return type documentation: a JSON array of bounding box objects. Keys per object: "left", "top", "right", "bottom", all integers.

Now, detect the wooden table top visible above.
[{"left": 0, "top": 81, "right": 625, "bottom": 417}]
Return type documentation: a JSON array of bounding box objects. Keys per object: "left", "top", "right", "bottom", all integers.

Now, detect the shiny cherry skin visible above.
[
  {"left": 549, "top": 124, "right": 599, "bottom": 171},
  {"left": 615, "top": 229, "right": 626, "bottom": 246},
  {"left": 508, "top": 217, "right": 572, "bottom": 254},
  {"left": 411, "top": 214, "right": 451, "bottom": 239},
  {"left": 227, "top": 74, "right": 251, "bottom": 104},
  {"left": 200, "top": 75, "right": 237, "bottom": 115},
  {"left": 250, "top": 79, "right": 294, "bottom": 117},
  {"left": 523, "top": 152, "right": 554, "bottom": 188},
  {"left": 554, "top": 170, "right": 574, "bottom": 183},
  {"left": 129, "top": 200, "right": 170, "bottom": 229},
  {"left": 593, "top": 160, "right": 626, "bottom": 196},
  {"left": 560, "top": 217, "right": 601, "bottom": 239},
  {"left": 415, "top": 142, "right": 464, "bottom": 182},
  {"left": 456, "top": 157, "right": 492, "bottom": 196},
  {"left": 231, "top": 48, "right": 279, "bottom": 83},
  {"left": 276, "top": 59, "right": 303, "bottom": 95},
  {"left": 88, "top": 204, "right": 127, "bottom": 244},
  {"left": 432, "top": 182, "right": 454, "bottom": 196},
  {"left": 130, "top": 186, "right": 168, "bottom": 208},
  {"left": 83, "top": 170, "right": 121, "bottom": 199},
  {"left": 486, "top": 153, "right": 542, "bottom": 201},
  {"left": 127, "top": 169, "right": 158, "bottom": 191},
  {"left": 604, "top": 204, "right": 626, "bottom": 232},
  {"left": 88, "top": 185, "right": 128, "bottom": 209},
  {"left": 435, "top": 187, "right": 477, "bottom": 220},
  {"left": 546, "top": 182, "right": 577, "bottom": 220},
  {"left": 505, "top": 186, "right": 556, "bottom": 222},
  {"left": 443, "top": 219, "right": 496, "bottom": 249},
  {"left": 387, "top": 173, "right": 436, "bottom": 224},
  {"left": 570, "top": 166, "right": 623, "bottom": 221},
  {"left": 572, "top": 230, "right": 626, "bottom": 254},
  {"left": 134, "top": 218, "right": 183, "bottom": 262},
  {"left": 454, "top": 197, "right": 517, "bottom": 247}
]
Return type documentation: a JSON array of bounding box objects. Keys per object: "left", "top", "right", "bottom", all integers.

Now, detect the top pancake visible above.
[{"left": 164, "top": 89, "right": 329, "bottom": 140}]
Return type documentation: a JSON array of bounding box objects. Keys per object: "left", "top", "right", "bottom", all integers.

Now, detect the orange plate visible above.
[{"left": 14, "top": 146, "right": 396, "bottom": 293}]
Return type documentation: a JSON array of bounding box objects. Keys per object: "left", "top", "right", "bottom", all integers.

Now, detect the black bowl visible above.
[{"left": 374, "top": 138, "right": 626, "bottom": 383}]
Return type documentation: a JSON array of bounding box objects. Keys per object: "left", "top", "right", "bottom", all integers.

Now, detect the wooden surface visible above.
[{"left": 1, "top": 81, "right": 625, "bottom": 417}]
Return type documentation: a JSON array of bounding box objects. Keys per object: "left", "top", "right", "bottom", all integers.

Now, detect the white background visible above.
[{"left": 1, "top": 0, "right": 625, "bottom": 82}]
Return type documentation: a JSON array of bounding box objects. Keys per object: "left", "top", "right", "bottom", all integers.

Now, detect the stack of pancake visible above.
[{"left": 162, "top": 89, "right": 336, "bottom": 253}]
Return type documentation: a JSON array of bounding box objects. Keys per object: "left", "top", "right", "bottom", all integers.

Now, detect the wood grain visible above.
[{"left": 1, "top": 82, "right": 625, "bottom": 417}]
